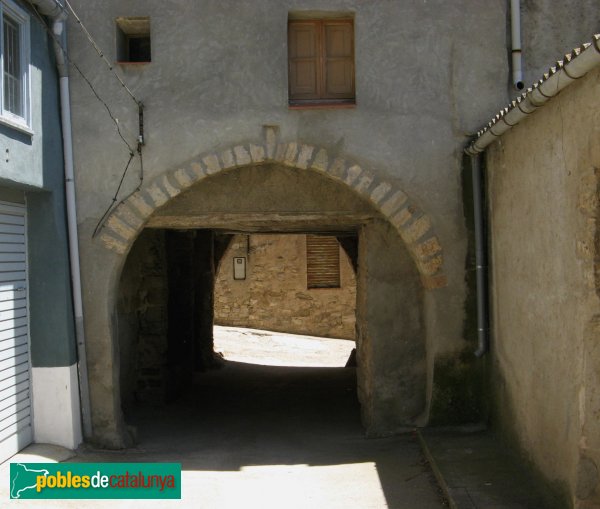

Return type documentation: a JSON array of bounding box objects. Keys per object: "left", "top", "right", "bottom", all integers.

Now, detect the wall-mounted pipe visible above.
[
  {"left": 466, "top": 34, "right": 600, "bottom": 156},
  {"left": 511, "top": 0, "right": 524, "bottom": 90},
  {"left": 32, "top": 0, "right": 93, "bottom": 439},
  {"left": 470, "top": 154, "right": 489, "bottom": 357}
]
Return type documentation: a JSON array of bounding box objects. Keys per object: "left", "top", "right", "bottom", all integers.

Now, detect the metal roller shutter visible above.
[
  {"left": 0, "top": 201, "right": 31, "bottom": 463},
  {"left": 306, "top": 235, "right": 341, "bottom": 289}
]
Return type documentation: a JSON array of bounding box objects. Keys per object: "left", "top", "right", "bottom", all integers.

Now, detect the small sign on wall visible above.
[{"left": 233, "top": 257, "right": 246, "bottom": 280}]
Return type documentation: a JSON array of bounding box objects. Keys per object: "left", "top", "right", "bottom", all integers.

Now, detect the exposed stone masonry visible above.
[
  {"left": 99, "top": 126, "right": 446, "bottom": 290},
  {"left": 118, "top": 229, "right": 168, "bottom": 408},
  {"left": 214, "top": 234, "right": 356, "bottom": 339}
]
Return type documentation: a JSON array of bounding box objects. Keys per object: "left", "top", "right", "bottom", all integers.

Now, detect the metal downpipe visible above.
[
  {"left": 32, "top": 0, "right": 93, "bottom": 439},
  {"left": 471, "top": 154, "right": 489, "bottom": 357},
  {"left": 510, "top": 0, "right": 524, "bottom": 90}
]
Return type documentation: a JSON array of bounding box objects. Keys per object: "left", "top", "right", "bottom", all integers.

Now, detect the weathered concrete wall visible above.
[
  {"left": 357, "top": 219, "right": 425, "bottom": 432},
  {"left": 486, "top": 66, "right": 600, "bottom": 507},
  {"left": 66, "top": 0, "right": 600, "bottom": 445},
  {"left": 520, "top": 0, "right": 600, "bottom": 86},
  {"left": 67, "top": 0, "right": 512, "bottom": 316},
  {"left": 214, "top": 234, "right": 356, "bottom": 339}
]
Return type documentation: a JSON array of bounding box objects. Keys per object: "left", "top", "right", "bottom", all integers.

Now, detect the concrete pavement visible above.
[
  {"left": 419, "top": 428, "right": 565, "bottom": 509},
  {"left": 1, "top": 359, "right": 446, "bottom": 508}
]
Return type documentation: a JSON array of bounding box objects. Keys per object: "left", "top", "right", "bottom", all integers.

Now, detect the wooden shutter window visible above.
[
  {"left": 323, "top": 22, "right": 354, "bottom": 99},
  {"left": 288, "top": 22, "right": 320, "bottom": 99},
  {"left": 288, "top": 19, "right": 355, "bottom": 106},
  {"left": 306, "top": 235, "right": 341, "bottom": 289}
]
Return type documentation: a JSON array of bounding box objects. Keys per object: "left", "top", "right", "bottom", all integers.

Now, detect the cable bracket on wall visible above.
[{"left": 137, "top": 102, "right": 145, "bottom": 148}]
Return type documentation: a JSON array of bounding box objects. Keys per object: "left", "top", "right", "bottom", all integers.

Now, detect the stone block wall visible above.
[
  {"left": 214, "top": 234, "right": 356, "bottom": 339},
  {"left": 118, "top": 229, "right": 168, "bottom": 408}
]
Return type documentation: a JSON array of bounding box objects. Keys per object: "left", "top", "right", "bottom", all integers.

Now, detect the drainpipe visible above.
[
  {"left": 32, "top": 0, "right": 93, "bottom": 438},
  {"left": 470, "top": 154, "right": 489, "bottom": 357},
  {"left": 511, "top": 0, "right": 524, "bottom": 90}
]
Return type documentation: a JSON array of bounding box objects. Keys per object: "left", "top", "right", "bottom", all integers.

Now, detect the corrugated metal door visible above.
[{"left": 0, "top": 201, "right": 31, "bottom": 462}]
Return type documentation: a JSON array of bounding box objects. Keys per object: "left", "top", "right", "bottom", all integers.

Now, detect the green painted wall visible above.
[
  {"left": 27, "top": 9, "right": 76, "bottom": 367},
  {"left": 0, "top": 3, "right": 76, "bottom": 367}
]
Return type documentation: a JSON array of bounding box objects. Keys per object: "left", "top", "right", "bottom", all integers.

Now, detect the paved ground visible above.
[
  {"left": 419, "top": 429, "right": 564, "bottom": 509},
  {"left": 0, "top": 328, "right": 446, "bottom": 508},
  {"left": 213, "top": 325, "right": 355, "bottom": 367}
]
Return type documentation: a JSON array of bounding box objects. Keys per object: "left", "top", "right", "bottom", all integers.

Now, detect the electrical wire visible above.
[
  {"left": 60, "top": 0, "right": 140, "bottom": 106},
  {"left": 92, "top": 144, "right": 145, "bottom": 237},
  {"left": 92, "top": 151, "right": 135, "bottom": 238},
  {"left": 26, "top": 2, "right": 146, "bottom": 237},
  {"left": 27, "top": 2, "right": 135, "bottom": 154}
]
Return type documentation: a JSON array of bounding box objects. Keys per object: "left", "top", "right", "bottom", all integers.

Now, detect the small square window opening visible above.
[{"left": 116, "top": 17, "right": 151, "bottom": 63}]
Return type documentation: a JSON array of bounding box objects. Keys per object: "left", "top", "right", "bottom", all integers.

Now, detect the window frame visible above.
[
  {"left": 115, "top": 17, "right": 151, "bottom": 65},
  {"left": 288, "top": 17, "right": 355, "bottom": 108},
  {"left": 0, "top": 0, "right": 30, "bottom": 132}
]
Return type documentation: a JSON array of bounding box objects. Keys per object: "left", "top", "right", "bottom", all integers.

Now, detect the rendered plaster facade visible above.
[
  {"left": 487, "top": 66, "right": 600, "bottom": 507},
  {"left": 0, "top": 3, "right": 80, "bottom": 451},
  {"left": 64, "top": 0, "right": 600, "bottom": 447}
]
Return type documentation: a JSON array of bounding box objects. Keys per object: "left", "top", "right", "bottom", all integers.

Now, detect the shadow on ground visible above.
[{"left": 78, "top": 361, "right": 446, "bottom": 509}]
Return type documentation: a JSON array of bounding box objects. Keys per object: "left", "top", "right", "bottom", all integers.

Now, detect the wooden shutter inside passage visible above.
[{"left": 306, "top": 235, "right": 341, "bottom": 289}]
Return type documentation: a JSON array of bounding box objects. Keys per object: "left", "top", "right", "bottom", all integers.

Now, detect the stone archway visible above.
[
  {"left": 99, "top": 127, "right": 446, "bottom": 290},
  {"left": 84, "top": 127, "right": 448, "bottom": 448}
]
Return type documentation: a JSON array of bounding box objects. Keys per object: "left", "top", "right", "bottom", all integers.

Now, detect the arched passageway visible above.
[
  {"left": 84, "top": 130, "right": 447, "bottom": 447},
  {"left": 116, "top": 162, "right": 427, "bottom": 442}
]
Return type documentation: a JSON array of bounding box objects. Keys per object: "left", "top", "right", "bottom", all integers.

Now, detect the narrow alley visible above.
[{"left": 2, "top": 328, "right": 446, "bottom": 509}]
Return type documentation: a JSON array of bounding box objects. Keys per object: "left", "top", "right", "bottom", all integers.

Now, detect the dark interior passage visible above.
[
  {"left": 118, "top": 227, "right": 360, "bottom": 411},
  {"left": 111, "top": 219, "right": 442, "bottom": 508},
  {"left": 130, "top": 362, "right": 360, "bottom": 456},
  {"left": 118, "top": 191, "right": 428, "bottom": 442}
]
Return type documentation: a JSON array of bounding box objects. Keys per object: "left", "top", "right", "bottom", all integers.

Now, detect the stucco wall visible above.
[
  {"left": 68, "top": 2, "right": 508, "bottom": 443},
  {"left": 487, "top": 66, "right": 600, "bottom": 507},
  {"left": 28, "top": 14, "right": 77, "bottom": 368},
  {"left": 0, "top": 3, "right": 76, "bottom": 368},
  {"left": 66, "top": 0, "right": 600, "bottom": 446},
  {"left": 214, "top": 234, "right": 356, "bottom": 339},
  {"left": 520, "top": 0, "right": 600, "bottom": 86},
  {"left": 67, "top": 0, "right": 513, "bottom": 311}
]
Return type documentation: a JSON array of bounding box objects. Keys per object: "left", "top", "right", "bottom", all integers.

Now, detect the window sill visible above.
[
  {"left": 116, "top": 61, "right": 151, "bottom": 67},
  {"left": 289, "top": 101, "right": 356, "bottom": 111},
  {"left": 0, "top": 116, "right": 33, "bottom": 136}
]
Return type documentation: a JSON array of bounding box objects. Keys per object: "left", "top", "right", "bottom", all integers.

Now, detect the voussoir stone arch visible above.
[{"left": 98, "top": 127, "right": 447, "bottom": 289}]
